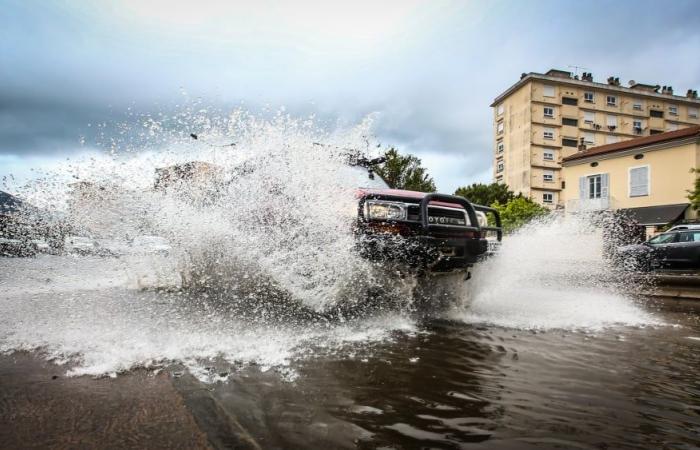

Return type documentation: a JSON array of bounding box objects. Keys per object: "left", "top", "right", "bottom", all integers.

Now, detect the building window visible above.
[
  {"left": 562, "top": 97, "right": 578, "bottom": 106},
  {"left": 543, "top": 150, "right": 554, "bottom": 161},
  {"left": 650, "top": 109, "right": 664, "bottom": 118},
  {"left": 633, "top": 120, "right": 644, "bottom": 134},
  {"left": 497, "top": 122, "right": 504, "bottom": 135},
  {"left": 583, "top": 111, "right": 595, "bottom": 124},
  {"left": 633, "top": 100, "right": 644, "bottom": 111},
  {"left": 543, "top": 171, "right": 554, "bottom": 182},
  {"left": 583, "top": 132, "right": 595, "bottom": 145},
  {"left": 543, "top": 128, "right": 554, "bottom": 140},
  {"left": 497, "top": 141, "right": 504, "bottom": 153},
  {"left": 690, "top": 107, "right": 699, "bottom": 119},
  {"left": 629, "top": 166, "right": 649, "bottom": 197},
  {"left": 562, "top": 138, "right": 578, "bottom": 147},
  {"left": 543, "top": 85, "right": 555, "bottom": 97},
  {"left": 650, "top": 129, "right": 663, "bottom": 135},
  {"left": 606, "top": 135, "right": 618, "bottom": 144},
  {"left": 584, "top": 92, "right": 594, "bottom": 103},
  {"left": 497, "top": 162, "right": 504, "bottom": 173},
  {"left": 543, "top": 192, "right": 554, "bottom": 204},
  {"left": 544, "top": 107, "right": 554, "bottom": 118},
  {"left": 667, "top": 122, "right": 678, "bottom": 131},
  {"left": 588, "top": 174, "right": 602, "bottom": 199},
  {"left": 562, "top": 117, "right": 578, "bottom": 126},
  {"left": 606, "top": 95, "right": 617, "bottom": 106},
  {"left": 669, "top": 105, "right": 678, "bottom": 116},
  {"left": 497, "top": 104, "right": 504, "bottom": 115},
  {"left": 607, "top": 115, "right": 617, "bottom": 129}
]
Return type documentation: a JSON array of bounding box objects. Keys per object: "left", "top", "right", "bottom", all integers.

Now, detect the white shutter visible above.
[
  {"left": 601, "top": 173, "right": 609, "bottom": 198},
  {"left": 630, "top": 166, "right": 649, "bottom": 197},
  {"left": 579, "top": 176, "right": 586, "bottom": 200},
  {"left": 584, "top": 132, "right": 595, "bottom": 144},
  {"left": 543, "top": 85, "right": 555, "bottom": 97},
  {"left": 606, "top": 135, "right": 618, "bottom": 144},
  {"left": 607, "top": 115, "right": 617, "bottom": 127},
  {"left": 584, "top": 111, "right": 595, "bottom": 122}
]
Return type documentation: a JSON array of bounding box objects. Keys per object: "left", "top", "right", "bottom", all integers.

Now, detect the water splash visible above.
[{"left": 452, "top": 214, "right": 660, "bottom": 330}]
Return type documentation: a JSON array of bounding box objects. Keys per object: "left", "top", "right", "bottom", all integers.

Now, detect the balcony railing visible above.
[{"left": 566, "top": 197, "right": 613, "bottom": 212}]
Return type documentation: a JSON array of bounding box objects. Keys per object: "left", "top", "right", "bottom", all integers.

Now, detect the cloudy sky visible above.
[{"left": 2, "top": 0, "right": 700, "bottom": 192}]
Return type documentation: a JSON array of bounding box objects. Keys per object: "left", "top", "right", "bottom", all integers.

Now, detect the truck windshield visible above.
[{"left": 341, "top": 165, "right": 390, "bottom": 189}]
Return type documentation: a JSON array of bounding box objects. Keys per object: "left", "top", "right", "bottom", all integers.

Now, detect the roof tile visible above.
[{"left": 563, "top": 125, "right": 700, "bottom": 162}]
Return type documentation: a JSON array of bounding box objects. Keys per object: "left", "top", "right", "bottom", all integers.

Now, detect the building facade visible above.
[
  {"left": 561, "top": 126, "right": 700, "bottom": 236},
  {"left": 492, "top": 69, "right": 700, "bottom": 207}
]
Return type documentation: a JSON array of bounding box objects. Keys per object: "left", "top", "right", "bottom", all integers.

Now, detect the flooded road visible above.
[{"left": 2, "top": 255, "right": 700, "bottom": 449}]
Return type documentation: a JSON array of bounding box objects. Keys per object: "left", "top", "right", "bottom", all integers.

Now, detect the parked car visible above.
[
  {"left": 666, "top": 224, "right": 700, "bottom": 233},
  {"left": 130, "top": 235, "right": 171, "bottom": 255},
  {"left": 348, "top": 160, "right": 502, "bottom": 273},
  {"left": 617, "top": 229, "right": 700, "bottom": 270}
]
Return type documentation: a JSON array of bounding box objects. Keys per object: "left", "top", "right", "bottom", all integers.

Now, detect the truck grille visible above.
[{"left": 406, "top": 205, "right": 469, "bottom": 226}]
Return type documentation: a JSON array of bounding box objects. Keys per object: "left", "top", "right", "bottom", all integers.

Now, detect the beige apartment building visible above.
[
  {"left": 491, "top": 69, "right": 700, "bottom": 207},
  {"left": 562, "top": 125, "right": 700, "bottom": 235}
]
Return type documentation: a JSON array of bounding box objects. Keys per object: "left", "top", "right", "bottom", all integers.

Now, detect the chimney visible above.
[
  {"left": 688, "top": 89, "right": 699, "bottom": 99},
  {"left": 578, "top": 137, "right": 587, "bottom": 152},
  {"left": 607, "top": 76, "right": 620, "bottom": 86}
]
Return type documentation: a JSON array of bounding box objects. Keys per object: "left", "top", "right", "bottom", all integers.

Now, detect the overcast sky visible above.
[{"left": 2, "top": 0, "right": 700, "bottom": 192}]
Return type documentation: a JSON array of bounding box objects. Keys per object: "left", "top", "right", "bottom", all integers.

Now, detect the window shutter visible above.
[
  {"left": 630, "top": 166, "right": 649, "bottom": 196},
  {"left": 601, "top": 173, "right": 609, "bottom": 198},
  {"left": 579, "top": 176, "right": 586, "bottom": 200},
  {"left": 607, "top": 115, "right": 617, "bottom": 127}
]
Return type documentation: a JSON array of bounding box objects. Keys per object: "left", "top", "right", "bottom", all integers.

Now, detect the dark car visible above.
[
  {"left": 348, "top": 162, "right": 502, "bottom": 274},
  {"left": 617, "top": 229, "right": 700, "bottom": 271}
]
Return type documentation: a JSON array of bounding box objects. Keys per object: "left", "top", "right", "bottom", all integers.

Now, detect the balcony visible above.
[{"left": 566, "top": 197, "right": 613, "bottom": 212}]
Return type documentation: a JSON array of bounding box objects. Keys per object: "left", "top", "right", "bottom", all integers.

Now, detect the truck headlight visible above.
[
  {"left": 476, "top": 211, "right": 487, "bottom": 228},
  {"left": 364, "top": 200, "right": 407, "bottom": 221}
]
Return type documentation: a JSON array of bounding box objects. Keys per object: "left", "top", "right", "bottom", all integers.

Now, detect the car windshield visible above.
[
  {"left": 341, "top": 165, "right": 390, "bottom": 189},
  {"left": 647, "top": 233, "right": 677, "bottom": 245}
]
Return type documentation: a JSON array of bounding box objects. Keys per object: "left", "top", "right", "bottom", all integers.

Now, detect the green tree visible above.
[
  {"left": 374, "top": 148, "right": 437, "bottom": 192},
  {"left": 492, "top": 196, "right": 549, "bottom": 233},
  {"left": 454, "top": 182, "right": 514, "bottom": 206},
  {"left": 688, "top": 168, "right": 700, "bottom": 211}
]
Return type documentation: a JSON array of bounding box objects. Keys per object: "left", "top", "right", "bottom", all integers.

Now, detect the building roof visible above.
[
  {"left": 491, "top": 70, "right": 700, "bottom": 107},
  {"left": 562, "top": 125, "right": 700, "bottom": 163}
]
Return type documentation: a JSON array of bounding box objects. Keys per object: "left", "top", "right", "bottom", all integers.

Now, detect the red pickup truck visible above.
[{"left": 348, "top": 160, "right": 502, "bottom": 273}]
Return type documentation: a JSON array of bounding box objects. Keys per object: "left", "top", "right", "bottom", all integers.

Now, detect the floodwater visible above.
[
  {"left": 1, "top": 254, "right": 700, "bottom": 450},
  {"left": 2, "top": 113, "right": 699, "bottom": 449}
]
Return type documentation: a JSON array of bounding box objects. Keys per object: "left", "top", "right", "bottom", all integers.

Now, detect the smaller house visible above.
[{"left": 562, "top": 125, "right": 700, "bottom": 236}]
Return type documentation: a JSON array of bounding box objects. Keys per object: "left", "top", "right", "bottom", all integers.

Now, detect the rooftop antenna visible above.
[{"left": 568, "top": 65, "right": 590, "bottom": 78}]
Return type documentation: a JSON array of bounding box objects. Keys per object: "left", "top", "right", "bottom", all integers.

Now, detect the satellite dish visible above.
[{"left": 628, "top": 80, "right": 636, "bottom": 86}]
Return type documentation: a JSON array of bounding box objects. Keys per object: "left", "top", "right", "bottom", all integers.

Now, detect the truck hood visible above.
[{"left": 356, "top": 188, "right": 464, "bottom": 209}]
